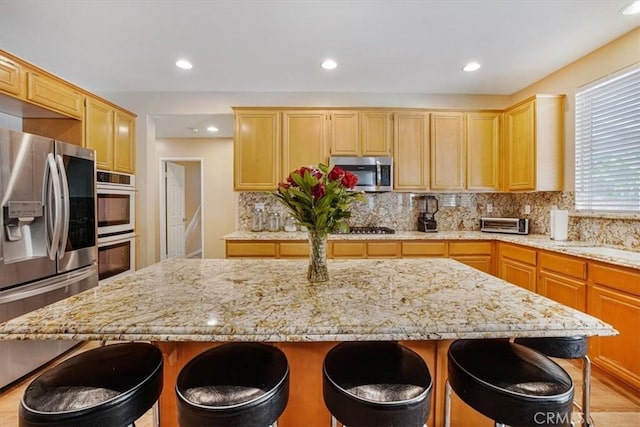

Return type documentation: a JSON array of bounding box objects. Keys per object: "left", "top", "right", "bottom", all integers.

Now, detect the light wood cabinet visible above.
[
  {"left": 282, "top": 110, "right": 329, "bottom": 177},
  {"left": 497, "top": 242, "right": 537, "bottom": 292},
  {"left": 538, "top": 251, "right": 587, "bottom": 311},
  {"left": 430, "top": 112, "right": 466, "bottom": 191},
  {"left": 588, "top": 263, "right": 640, "bottom": 391},
  {"left": 26, "top": 71, "right": 83, "bottom": 119},
  {"left": 226, "top": 241, "right": 278, "bottom": 257},
  {"left": 84, "top": 97, "right": 136, "bottom": 173},
  {"left": 233, "top": 110, "right": 281, "bottom": 190},
  {"left": 466, "top": 112, "right": 500, "bottom": 191},
  {"left": 503, "top": 95, "right": 564, "bottom": 191},
  {"left": 401, "top": 241, "right": 446, "bottom": 257},
  {"left": 393, "top": 112, "right": 429, "bottom": 190},
  {"left": 329, "top": 110, "right": 392, "bottom": 156},
  {"left": 0, "top": 54, "right": 23, "bottom": 97},
  {"left": 85, "top": 97, "right": 114, "bottom": 170},
  {"left": 449, "top": 241, "right": 494, "bottom": 274},
  {"left": 331, "top": 241, "right": 367, "bottom": 258},
  {"left": 113, "top": 109, "right": 135, "bottom": 173}
]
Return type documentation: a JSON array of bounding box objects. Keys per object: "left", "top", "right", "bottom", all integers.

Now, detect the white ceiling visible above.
[{"left": 1, "top": 0, "right": 639, "bottom": 137}]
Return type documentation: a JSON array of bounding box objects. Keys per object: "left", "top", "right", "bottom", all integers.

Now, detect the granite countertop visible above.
[
  {"left": 223, "top": 230, "right": 640, "bottom": 269},
  {"left": 0, "top": 258, "right": 616, "bottom": 342}
]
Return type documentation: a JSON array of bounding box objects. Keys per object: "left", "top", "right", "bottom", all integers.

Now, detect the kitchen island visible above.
[{"left": 0, "top": 258, "right": 616, "bottom": 427}]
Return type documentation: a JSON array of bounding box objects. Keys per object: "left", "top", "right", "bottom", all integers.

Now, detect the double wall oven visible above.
[{"left": 97, "top": 171, "right": 136, "bottom": 283}]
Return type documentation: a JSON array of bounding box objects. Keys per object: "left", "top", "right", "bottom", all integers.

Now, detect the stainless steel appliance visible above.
[
  {"left": 0, "top": 129, "right": 98, "bottom": 388},
  {"left": 480, "top": 217, "right": 529, "bottom": 235},
  {"left": 98, "top": 231, "right": 136, "bottom": 284},
  {"left": 97, "top": 171, "right": 135, "bottom": 235},
  {"left": 329, "top": 156, "right": 393, "bottom": 192},
  {"left": 417, "top": 195, "right": 438, "bottom": 232}
]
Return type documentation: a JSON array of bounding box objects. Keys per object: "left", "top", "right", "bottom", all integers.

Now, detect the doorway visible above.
[{"left": 159, "top": 158, "right": 204, "bottom": 260}]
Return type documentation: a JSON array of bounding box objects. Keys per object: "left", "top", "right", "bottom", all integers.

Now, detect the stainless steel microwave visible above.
[{"left": 329, "top": 156, "right": 393, "bottom": 192}]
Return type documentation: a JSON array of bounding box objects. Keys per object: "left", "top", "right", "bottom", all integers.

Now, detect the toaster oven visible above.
[{"left": 480, "top": 217, "right": 529, "bottom": 235}]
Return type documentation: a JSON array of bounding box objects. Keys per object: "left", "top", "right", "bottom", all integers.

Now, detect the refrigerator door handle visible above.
[
  {"left": 0, "top": 265, "right": 96, "bottom": 304},
  {"left": 44, "top": 153, "right": 62, "bottom": 261},
  {"left": 55, "top": 154, "right": 70, "bottom": 259}
]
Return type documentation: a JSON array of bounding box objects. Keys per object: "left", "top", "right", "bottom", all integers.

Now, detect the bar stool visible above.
[
  {"left": 19, "top": 342, "right": 163, "bottom": 427},
  {"left": 515, "top": 336, "right": 593, "bottom": 427},
  {"left": 444, "top": 339, "right": 575, "bottom": 427},
  {"left": 175, "top": 342, "right": 289, "bottom": 427},
  {"left": 323, "top": 341, "right": 433, "bottom": 427}
]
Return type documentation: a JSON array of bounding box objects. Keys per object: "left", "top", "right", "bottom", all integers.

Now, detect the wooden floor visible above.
[{"left": 1, "top": 341, "right": 639, "bottom": 426}]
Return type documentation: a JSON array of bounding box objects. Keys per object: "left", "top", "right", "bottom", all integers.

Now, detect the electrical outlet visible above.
[
  {"left": 487, "top": 204, "right": 493, "bottom": 213},
  {"left": 255, "top": 202, "right": 265, "bottom": 210},
  {"left": 524, "top": 205, "right": 531, "bottom": 215}
]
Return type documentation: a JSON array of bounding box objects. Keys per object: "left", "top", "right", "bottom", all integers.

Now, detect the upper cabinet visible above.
[
  {"left": 330, "top": 110, "right": 392, "bottom": 156},
  {"left": 466, "top": 112, "right": 500, "bottom": 191},
  {"left": 233, "top": 109, "right": 281, "bottom": 191},
  {"left": 26, "top": 71, "right": 84, "bottom": 119},
  {"left": 282, "top": 110, "right": 329, "bottom": 176},
  {"left": 0, "top": 54, "right": 24, "bottom": 97},
  {"left": 430, "top": 112, "right": 466, "bottom": 191},
  {"left": 504, "top": 95, "right": 564, "bottom": 191},
  {"left": 393, "top": 111, "right": 429, "bottom": 191},
  {"left": 85, "top": 96, "right": 136, "bottom": 173}
]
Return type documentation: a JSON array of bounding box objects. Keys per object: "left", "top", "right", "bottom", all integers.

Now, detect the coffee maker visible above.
[{"left": 417, "top": 195, "right": 438, "bottom": 232}]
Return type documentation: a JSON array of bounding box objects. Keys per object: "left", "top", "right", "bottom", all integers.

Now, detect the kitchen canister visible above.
[{"left": 550, "top": 209, "right": 568, "bottom": 241}]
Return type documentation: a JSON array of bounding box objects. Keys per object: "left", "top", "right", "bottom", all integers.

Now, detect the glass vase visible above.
[{"left": 307, "top": 229, "right": 329, "bottom": 282}]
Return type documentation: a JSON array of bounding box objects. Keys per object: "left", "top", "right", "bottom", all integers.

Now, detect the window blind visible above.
[{"left": 575, "top": 66, "right": 640, "bottom": 212}]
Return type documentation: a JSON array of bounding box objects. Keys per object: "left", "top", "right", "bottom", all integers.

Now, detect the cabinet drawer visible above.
[
  {"left": 331, "top": 242, "right": 366, "bottom": 258},
  {"left": 226, "top": 242, "right": 276, "bottom": 257},
  {"left": 590, "top": 263, "right": 640, "bottom": 297},
  {"left": 27, "top": 72, "right": 83, "bottom": 118},
  {"left": 367, "top": 242, "right": 400, "bottom": 258},
  {"left": 0, "top": 55, "right": 23, "bottom": 96},
  {"left": 449, "top": 241, "right": 492, "bottom": 255},
  {"left": 539, "top": 251, "right": 587, "bottom": 280},
  {"left": 401, "top": 241, "right": 446, "bottom": 257},
  {"left": 499, "top": 243, "right": 536, "bottom": 265},
  {"left": 279, "top": 242, "right": 309, "bottom": 258}
]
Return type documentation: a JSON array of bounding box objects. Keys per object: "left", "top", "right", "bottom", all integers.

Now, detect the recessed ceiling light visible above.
[
  {"left": 462, "top": 62, "right": 481, "bottom": 72},
  {"left": 206, "top": 126, "right": 219, "bottom": 132},
  {"left": 190, "top": 128, "right": 199, "bottom": 133},
  {"left": 175, "top": 59, "right": 193, "bottom": 70},
  {"left": 321, "top": 59, "right": 338, "bottom": 70},
  {"left": 620, "top": 1, "right": 640, "bottom": 15}
]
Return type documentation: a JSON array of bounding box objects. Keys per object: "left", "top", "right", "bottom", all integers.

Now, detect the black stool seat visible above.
[
  {"left": 20, "top": 342, "right": 163, "bottom": 427},
  {"left": 176, "top": 343, "right": 289, "bottom": 427},
  {"left": 515, "top": 336, "right": 588, "bottom": 359},
  {"left": 448, "top": 339, "right": 575, "bottom": 427},
  {"left": 323, "top": 341, "right": 432, "bottom": 427}
]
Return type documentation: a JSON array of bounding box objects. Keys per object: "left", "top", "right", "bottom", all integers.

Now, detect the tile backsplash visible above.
[{"left": 237, "top": 191, "right": 640, "bottom": 250}]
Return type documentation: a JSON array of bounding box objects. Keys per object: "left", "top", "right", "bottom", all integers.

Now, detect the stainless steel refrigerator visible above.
[{"left": 0, "top": 129, "right": 98, "bottom": 388}]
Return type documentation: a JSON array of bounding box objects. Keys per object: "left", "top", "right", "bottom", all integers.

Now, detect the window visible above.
[{"left": 575, "top": 66, "right": 640, "bottom": 212}]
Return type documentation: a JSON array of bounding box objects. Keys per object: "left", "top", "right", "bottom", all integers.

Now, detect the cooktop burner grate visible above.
[{"left": 346, "top": 226, "right": 396, "bottom": 234}]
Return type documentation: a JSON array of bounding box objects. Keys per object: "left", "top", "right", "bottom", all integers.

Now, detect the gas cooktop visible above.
[{"left": 342, "top": 226, "right": 396, "bottom": 235}]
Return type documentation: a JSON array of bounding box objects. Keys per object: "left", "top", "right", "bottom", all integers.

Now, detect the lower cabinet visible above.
[
  {"left": 449, "top": 241, "right": 493, "bottom": 275},
  {"left": 587, "top": 263, "right": 640, "bottom": 391},
  {"left": 538, "top": 251, "right": 587, "bottom": 312},
  {"left": 497, "top": 243, "right": 537, "bottom": 292}
]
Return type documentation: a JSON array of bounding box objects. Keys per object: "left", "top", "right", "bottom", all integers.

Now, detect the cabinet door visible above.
[
  {"left": 0, "top": 54, "right": 23, "bottom": 96},
  {"left": 452, "top": 256, "right": 493, "bottom": 274},
  {"left": 329, "top": 110, "right": 359, "bottom": 155},
  {"left": 393, "top": 112, "right": 429, "bottom": 190},
  {"left": 331, "top": 242, "right": 366, "bottom": 258},
  {"left": 466, "top": 112, "right": 500, "bottom": 191},
  {"left": 360, "top": 111, "right": 392, "bottom": 155},
  {"left": 114, "top": 110, "right": 135, "bottom": 174},
  {"left": 430, "top": 112, "right": 466, "bottom": 190},
  {"left": 588, "top": 284, "right": 640, "bottom": 390},
  {"left": 282, "top": 111, "right": 329, "bottom": 176},
  {"left": 225, "top": 242, "right": 277, "bottom": 258},
  {"left": 234, "top": 110, "right": 281, "bottom": 190},
  {"left": 85, "top": 97, "right": 114, "bottom": 171},
  {"left": 401, "top": 241, "right": 446, "bottom": 257},
  {"left": 504, "top": 100, "right": 535, "bottom": 191},
  {"left": 538, "top": 271, "right": 586, "bottom": 311},
  {"left": 498, "top": 258, "right": 536, "bottom": 292},
  {"left": 367, "top": 242, "right": 400, "bottom": 258},
  {"left": 26, "top": 72, "right": 83, "bottom": 119}
]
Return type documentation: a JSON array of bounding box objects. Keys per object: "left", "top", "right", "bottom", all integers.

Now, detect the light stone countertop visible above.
[
  {"left": 223, "top": 231, "right": 640, "bottom": 270},
  {"left": 0, "top": 258, "right": 616, "bottom": 342}
]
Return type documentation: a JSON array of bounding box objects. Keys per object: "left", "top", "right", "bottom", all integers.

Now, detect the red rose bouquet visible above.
[{"left": 274, "top": 163, "right": 364, "bottom": 236}]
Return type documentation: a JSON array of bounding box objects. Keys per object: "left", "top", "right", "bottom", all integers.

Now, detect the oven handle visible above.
[
  {"left": 55, "top": 154, "right": 70, "bottom": 260},
  {"left": 43, "top": 153, "right": 62, "bottom": 261},
  {"left": 0, "top": 266, "right": 96, "bottom": 304}
]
